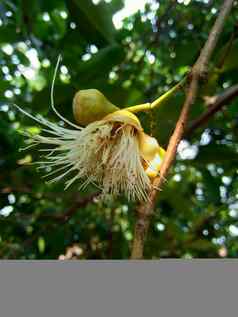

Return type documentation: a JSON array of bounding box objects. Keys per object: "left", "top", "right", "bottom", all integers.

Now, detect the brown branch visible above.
[
  {"left": 186, "top": 83, "right": 238, "bottom": 135},
  {"left": 130, "top": 0, "right": 234, "bottom": 259},
  {"left": 56, "top": 193, "right": 96, "bottom": 223},
  {"left": 217, "top": 23, "right": 238, "bottom": 69},
  {"left": 3, "top": 193, "right": 97, "bottom": 259}
]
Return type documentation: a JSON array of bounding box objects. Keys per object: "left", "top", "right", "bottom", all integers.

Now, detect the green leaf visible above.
[
  {"left": 38, "top": 236, "right": 45, "bottom": 254},
  {"left": 189, "top": 239, "right": 215, "bottom": 251},
  {"left": 74, "top": 44, "right": 125, "bottom": 85},
  {"left": 202, "top": 169, "right": 221, "bottom": 205},
  {"left": 192, "top": 144, "right": 238, "bottom": 165},
  {"left": 0, "top": 26, "right": 20, "bottom": 43},
  {"left": 67, "top": 0, "right": 116, "bottom": 44},
  {"left": 32, "top": 84, "right": 75, "bottom": 113}
]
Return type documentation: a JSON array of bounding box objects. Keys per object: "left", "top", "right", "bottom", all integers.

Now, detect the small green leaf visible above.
[{"left": 38, "top": 237, "right": 46, "bottom": 254}]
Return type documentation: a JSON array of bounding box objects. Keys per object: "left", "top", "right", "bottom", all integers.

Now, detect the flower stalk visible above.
[{"left": 124, "top": 77, "right": 186, "bottom": 114}]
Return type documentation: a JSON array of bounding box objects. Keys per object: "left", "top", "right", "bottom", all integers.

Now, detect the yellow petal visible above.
[
  {"left": 138, "top": 133, "right": 166, "bottom": 178},
  {"left": 138, "top": 132, "right": 160, "bottom": 162},
  {"left": 145, "top": 152, "right": 162, "bottom": 178},
  {"left": 158, "top": 146, "right": 166, "bottom": 158}
]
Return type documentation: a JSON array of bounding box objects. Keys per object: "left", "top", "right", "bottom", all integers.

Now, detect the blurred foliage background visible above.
[{"left": 0, "top": 0, "right": 238, "bottom": 259}]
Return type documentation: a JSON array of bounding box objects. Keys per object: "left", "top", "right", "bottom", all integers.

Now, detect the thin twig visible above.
[
  {"left": 217, "top": 23, "right": 238, "bottom": 69},
  {"left": 41, "top": 193, "right": 97, "bottom": 223},
  {"left": 130, "top": 0, "right": 234, "bottom": 259},
  {"left": 55, "top": 193, "right": 97, "bottom": 223},
  {"left": 186, "top": 83, "right": 238, "bottom": 135}
]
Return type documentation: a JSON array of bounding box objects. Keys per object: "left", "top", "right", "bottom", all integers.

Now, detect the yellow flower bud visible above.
[{"left": 73, "top": 89, "right": 119, "bottom": 126}]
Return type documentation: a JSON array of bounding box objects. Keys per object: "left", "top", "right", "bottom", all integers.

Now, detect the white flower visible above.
[{"left": 16, "top": 106, "right": 165, "bottom": 201}]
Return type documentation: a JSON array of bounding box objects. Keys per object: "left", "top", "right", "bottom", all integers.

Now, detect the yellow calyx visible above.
[{"left": 103, "top": 109, "right": 143, "bottom": 131}]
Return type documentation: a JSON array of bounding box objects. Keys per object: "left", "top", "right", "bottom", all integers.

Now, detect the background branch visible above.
[
  {"left": 130, "top": 0, "right": 234, "bottom": 259},
  {"left": 186, "top": 83, "right": 238, "bottom": 135}
]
